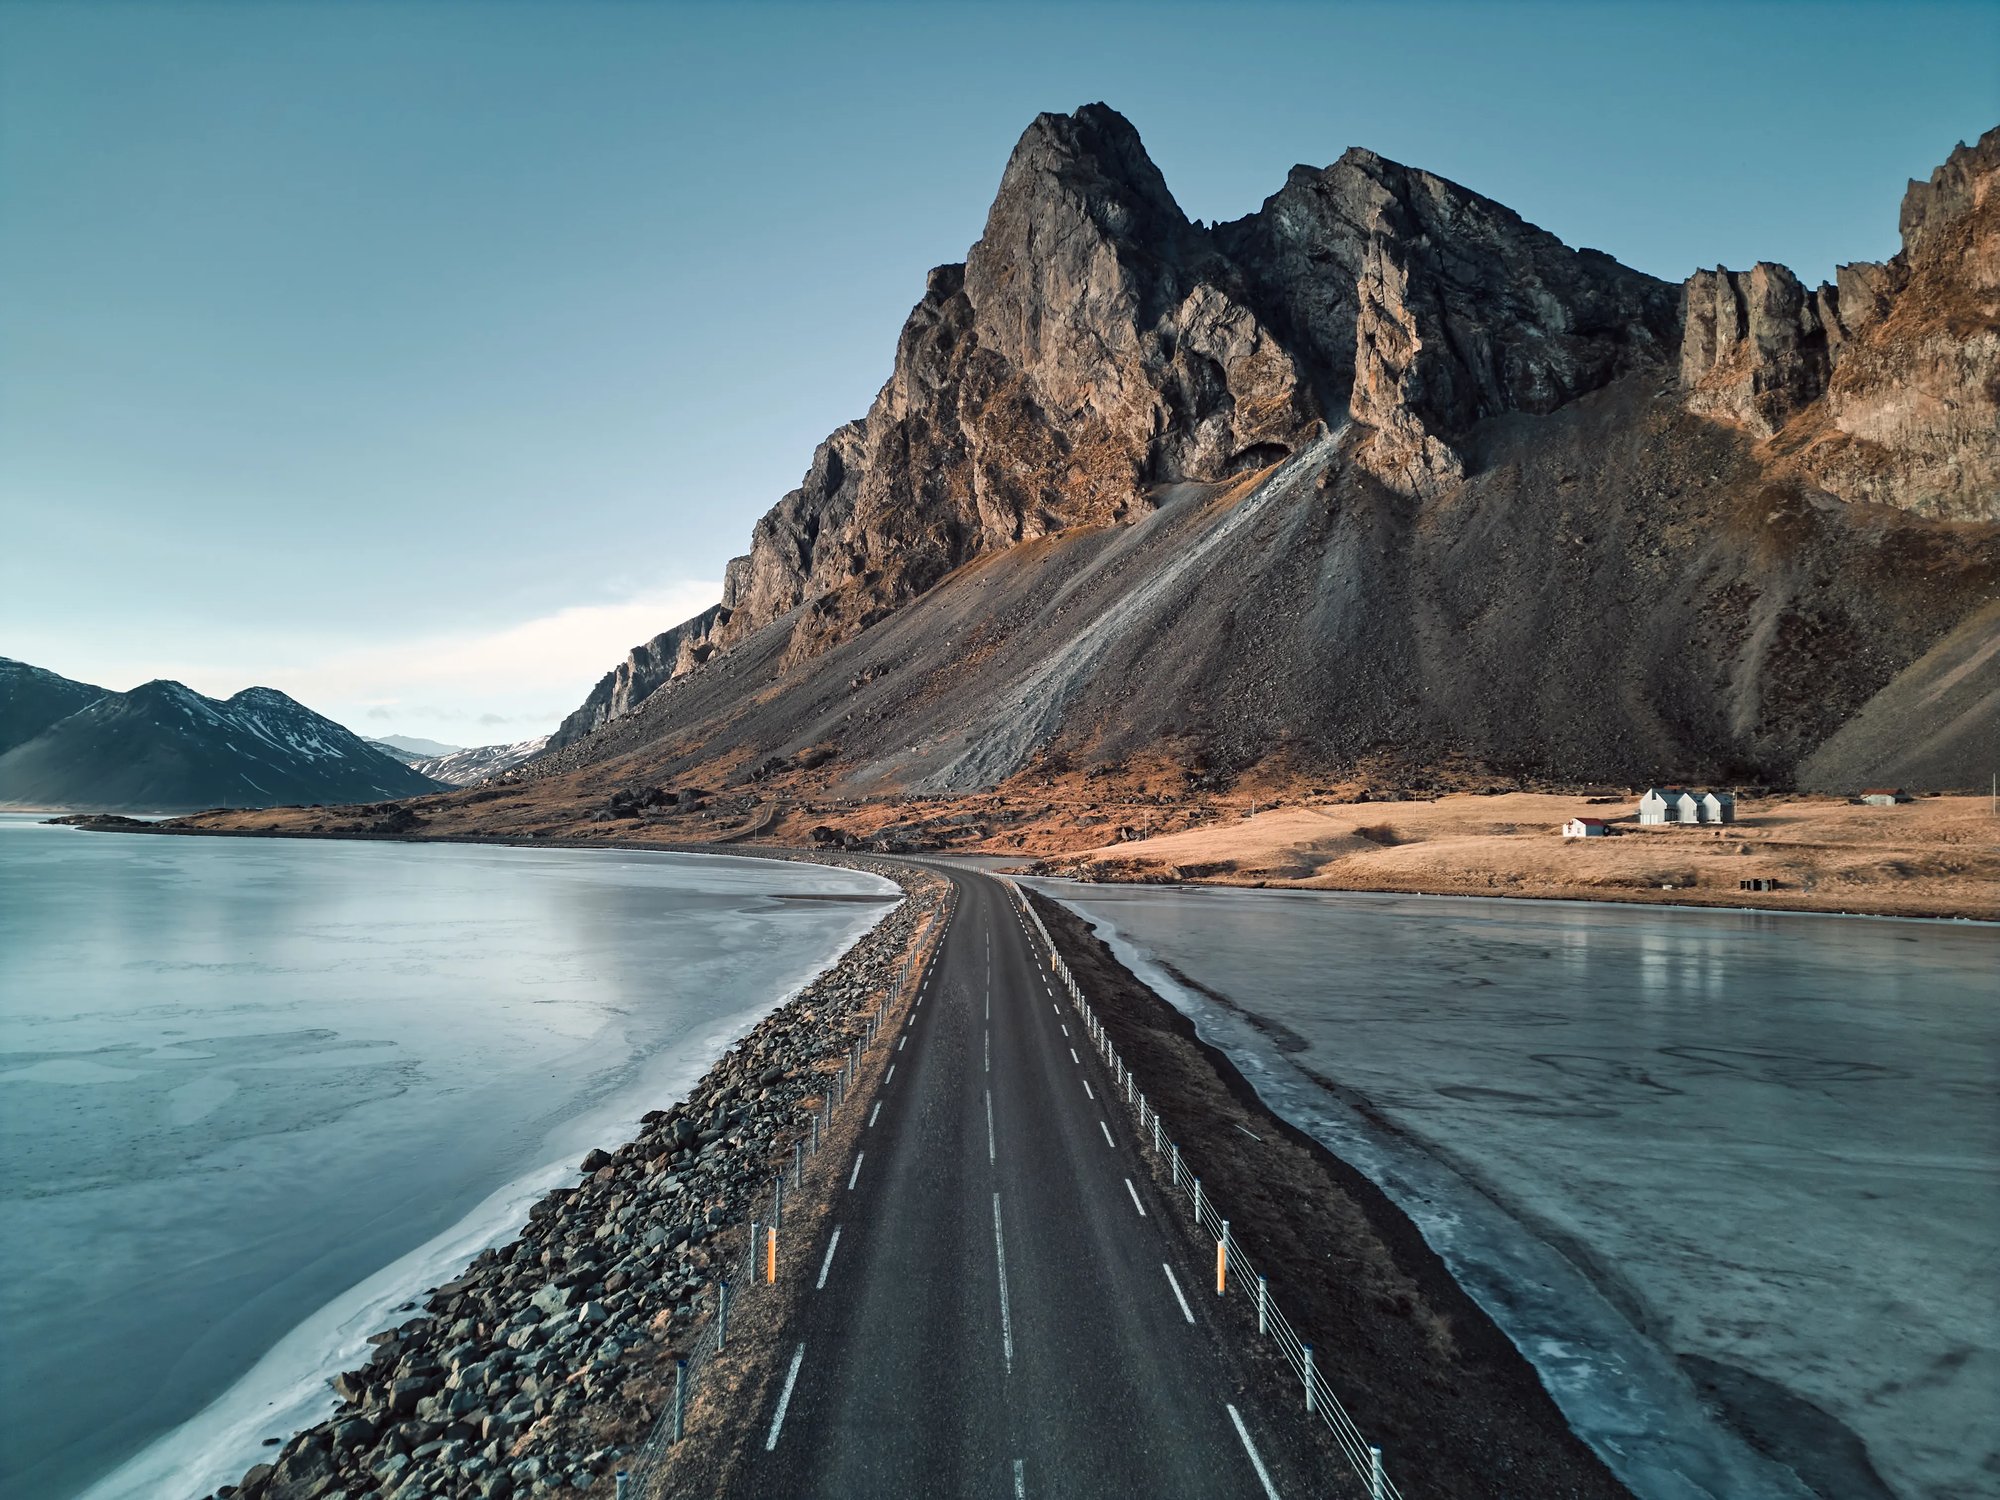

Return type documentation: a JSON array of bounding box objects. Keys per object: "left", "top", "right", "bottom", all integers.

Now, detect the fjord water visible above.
[
  {"left": 0, "top": 818, "right": 895, "bottom": 1500},
  {"left": 1040, "top": 883, "right": 1997, "bottom": 1500}
]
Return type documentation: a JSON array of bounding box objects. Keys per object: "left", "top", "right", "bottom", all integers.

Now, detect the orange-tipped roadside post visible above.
[
  {"left": 767, "top": 1226, "right": 777, "bottom": 1284},
  {"left": 1217, "top": 1219, "right": 1229, "bottom": 1295}
]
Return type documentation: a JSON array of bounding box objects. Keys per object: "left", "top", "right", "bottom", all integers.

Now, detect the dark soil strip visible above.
[{"left": 1028, "top": 890, "right": 1632, "bottom": 1500}]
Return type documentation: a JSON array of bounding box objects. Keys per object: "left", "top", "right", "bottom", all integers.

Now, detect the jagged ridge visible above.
[{"left": 543, "top": 107, "right": 1998, "bottom": 790}]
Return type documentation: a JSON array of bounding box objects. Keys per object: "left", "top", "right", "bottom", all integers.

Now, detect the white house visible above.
[
  {"left": 1640, "top": 787, "right": 1729, "bottom": 824},
  {"left": 1859, "top": 788, "right": 1911, "bottom": 806},
  {"left": 1563, "top": 817, "right": 1608, "bottom": 838}
]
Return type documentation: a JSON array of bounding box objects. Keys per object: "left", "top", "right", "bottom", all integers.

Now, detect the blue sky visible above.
[{"left": 3, "top": 0, "right": 1994, "bottom": 745}]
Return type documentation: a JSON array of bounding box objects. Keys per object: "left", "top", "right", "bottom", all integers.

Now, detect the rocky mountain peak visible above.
[
  {"left": 1900, "top": 124, "right": 2000, "bottom": 259},
  {"left": 1680, "top": 121, "right": 1998, "bottom": 518},
  {"left": 547, "top": 109, "right": 1997, "bottom": 761},
  {"left": 1222, "top": 143, "right": 1679, "bottom": 494}
]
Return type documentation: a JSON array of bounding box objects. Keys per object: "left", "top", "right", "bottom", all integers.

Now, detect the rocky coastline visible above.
[{"left": 207, "top": 856, "right": 948, "bottom": 1500}]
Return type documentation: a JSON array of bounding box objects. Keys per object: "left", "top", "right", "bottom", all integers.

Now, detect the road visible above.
[{"left": 726, "top": 865, "right": 1310, "bottom": 1499}]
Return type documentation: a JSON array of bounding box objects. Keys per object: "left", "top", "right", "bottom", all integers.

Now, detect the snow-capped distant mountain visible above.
[
  {"left": 0, "top": 657, "right": 111, "bottom": 757},
  {"left": 408, "top": 736, "right": 549, "bottom": 786},
  {"left": 369, "top": 734, "right": 463, "bottom": 763},
  {"left": 0, "top": 673, "right": 443, "bottom": 811}
]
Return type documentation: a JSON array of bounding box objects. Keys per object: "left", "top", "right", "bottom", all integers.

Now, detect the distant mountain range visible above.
[
  {"left": 370, "top": 734, "right": 463, "bottom": 761},
  {"left": 372, "top": 735, "right": 551, "bottom": 786},
  {"left": 0, "top": 658, "right": 442, "bottom": 811}
]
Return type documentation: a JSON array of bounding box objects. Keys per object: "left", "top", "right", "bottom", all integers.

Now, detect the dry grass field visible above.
[
  {"left": 1033, "top": 792, "right": 2000, "bottom": 919},
  {"left": 147, "top": 784, "right": 2000, "bottom": 921}
]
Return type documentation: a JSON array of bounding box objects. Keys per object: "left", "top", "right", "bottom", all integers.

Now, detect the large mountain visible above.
[
  {"left": 539, "top": 108, "right": 1998, "bottom": 794},
  {"left": 0, "top": 676, "right": 442, "bottom": 811},
  {"left": 0, "top": 658, "right": 109, "bottom": 757}
]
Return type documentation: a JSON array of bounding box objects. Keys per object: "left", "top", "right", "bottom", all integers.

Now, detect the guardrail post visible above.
[
  {"left": 1151, "top": 1112, "right": 1161, "bottom": 1156},
  {"left": 1369, "top": 1445, "right": 1385, "bottom": 1499},
  {"left": 1217, "top": 1220, "right": 1229, "bottom": 1295},
  {"left": 1305, "top": 1343, "right": 1316, "bottom": 1413},
  {"left": 1170, "top": 1143, "right": 1180, "bottom": 1186},
  {"left": 748, "top": 1221, "right": 759, "bottom": 1287},
  {"left": 615, "top": 1472, "right": 629, "bottom": 1499},
  {"left": 793, "top": 1140, "right": 804, "bottom": 1187},
  {"left": 717, "top": 1280, "right": 730, "bottom": 1349},
  {"left": 672, "top": 1357, "right": 688, "bottom": 1441},
  {"left": 773, "top": 1175, "right": 783, "bottom": 1231},
  {"left": 1193, "top": 1177, "right": 1202, "bottom": 1225},
  {"left": 1257, "top": 1274, "right": 1268, "bottom": 1336}
]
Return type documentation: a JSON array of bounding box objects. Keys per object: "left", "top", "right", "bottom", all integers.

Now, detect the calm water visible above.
[
  {"left": 0, "top": 818, "right": 895, "bottom": 1500},
  {"left": 1039, "top": 883, "right": 1999, "bottom": 1500}
]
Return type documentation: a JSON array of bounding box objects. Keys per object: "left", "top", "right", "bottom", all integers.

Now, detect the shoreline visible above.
[
  {"left": 50, "top": 800, "right": 2000, "bottom": 928},
  {"left": 39, "top": 827, "right": 944, "bottom": 1500},
  {"left": 1025, "top": 869, "right": 2000, "bottom": 926},
  {"left": 1032, "top": 885, "right": 1821, "bottom": 1500}
]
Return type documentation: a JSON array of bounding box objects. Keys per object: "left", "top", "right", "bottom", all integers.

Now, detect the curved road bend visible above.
[{"left": 728, "top": 865, "right": 1315, "bottom": 1500}]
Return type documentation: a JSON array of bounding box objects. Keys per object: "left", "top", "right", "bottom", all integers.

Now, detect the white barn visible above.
[{"left": 1639, "top": 787, "right": 1732, "bottom": 825}]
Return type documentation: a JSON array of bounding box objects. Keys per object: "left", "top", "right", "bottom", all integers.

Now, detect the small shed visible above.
[
  {"left": 1859, "top": 788, "right": 1911, "bottom": 806},
  {"left": 1740, "top": 877, "right": 1778, "bottom": 892},
  {"left": 1563, "top": 817, "right": 1608, "bottom": 838}
]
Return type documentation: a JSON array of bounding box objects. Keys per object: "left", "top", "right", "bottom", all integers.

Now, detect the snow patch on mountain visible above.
[{"left": 409, "top": 737, "right": 550, "bottom": 786}]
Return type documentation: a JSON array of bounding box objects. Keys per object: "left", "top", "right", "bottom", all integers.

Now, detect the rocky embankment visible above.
[{"left": 210, "top": 859, "right": 947, "bottom": 1500}]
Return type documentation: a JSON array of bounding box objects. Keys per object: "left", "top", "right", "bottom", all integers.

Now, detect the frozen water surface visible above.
[
  {"left": 0, "top": 816, "right": 895, "bottom": 1500},
  {"left": 1036, "top": 882, "right": 1997, "bottom": 1500}
]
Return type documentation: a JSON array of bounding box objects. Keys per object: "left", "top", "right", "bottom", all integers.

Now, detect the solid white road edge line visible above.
[
  {"left": 764, "top": 1343, "right": 806, "bottom": 1451},
  {"left": 992, "top": 1192, "right": 1014, "bottom": 1373},
  {"left": 1124, "top": 1177, "right": 1147, "bottom": 1217},
  {"left": 816, "top": 1226, "right": 842, "bottom": 1289},
  {"left": 847, "top": 1153, "right": 865, "bottom": 1191},
  {"left": 1162, "top": 1263, "right": 1195, "bottom": 1324},
  {"left": 1098, "top": 1120, "right": 1115, "bottom": 1148},
  {"left": 1226, "top": 1404, "right": 1282, "bottom": 1500}
]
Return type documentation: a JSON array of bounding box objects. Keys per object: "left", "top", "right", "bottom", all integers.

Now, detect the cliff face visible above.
[
  {"left": 546, "top": 107, "right": 1998, "bottom": 787},
  {"left": 568, "top": 105, "right": 1688, "bottom": 741},
  {"left": 1681, "top": 126, "right": 2000, "bottom": 521},
  {"left": 549, "top": 603, "right": 730, "bottom": 749}
]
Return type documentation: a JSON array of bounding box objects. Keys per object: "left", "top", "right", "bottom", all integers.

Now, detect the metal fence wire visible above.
[{"left": 1010, "top": 883, "right": 1401, "bottom": 1500}]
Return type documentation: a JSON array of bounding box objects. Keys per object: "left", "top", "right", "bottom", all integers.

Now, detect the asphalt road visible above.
[{"left": 727, "top": 866, "right": 1311, "bottom": 1499}]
